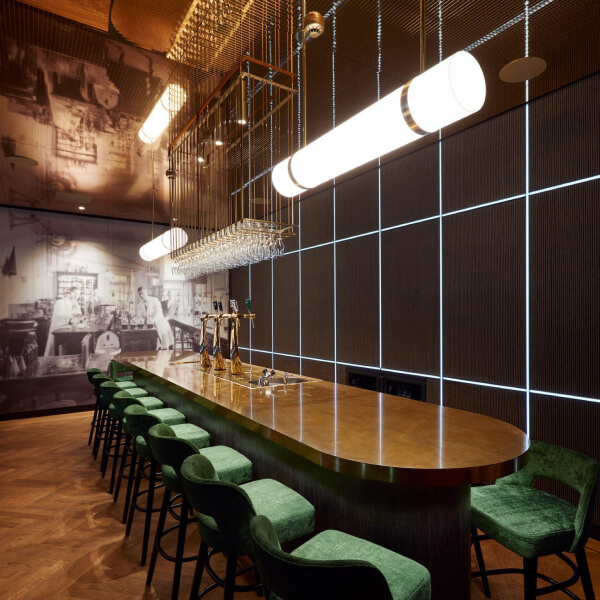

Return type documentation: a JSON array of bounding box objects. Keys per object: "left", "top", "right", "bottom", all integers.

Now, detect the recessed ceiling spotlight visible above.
[
  {"left": 237, "top": 119, "right": 247, "bottom": 125},
  {"left": 78, "top": 206, "right": 86, "bottom": 210},
  {"left": 5, "top": 155, "right": 38, "bottom": 167},
  {"left": 499, "top": 57, "right": 547, "bottom": 83},
  {"left": 198, "top": 156, "right": 204, "bottom": 163},
  {"left": 215, "top": 140, "right": 224, "bottom": 147}
]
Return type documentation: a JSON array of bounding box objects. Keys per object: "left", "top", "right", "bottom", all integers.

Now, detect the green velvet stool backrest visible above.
[
  {"left": 497, "top": 440, "right": 599, "bottom": 551},
  {"left": 92, "top": 373, "right": 111, "bottom": 398},
  {"left": 250, "top": 515, "right": 393, "bottom": 600},
  {"left": 181, "top": 453, "right": 257, "bottom": 556},
  {"left": 99, "top": 380, "right": 126, "bottom": 408},
  {"left": 87, "top": 368, "right": 104, "bottom": 385},
  {"left": 148, "top": 423, "right": 199, "bottom": 481},
  {"left": 113, "top": 390, "right": 140, "bottom": 420},
  {"left": 124, "top": 405, "right": 162, "bottom": 441}
]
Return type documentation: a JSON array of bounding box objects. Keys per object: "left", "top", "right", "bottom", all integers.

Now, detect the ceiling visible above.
[{"left": 0, "top": 0, "right": 598, "bottom": 223}]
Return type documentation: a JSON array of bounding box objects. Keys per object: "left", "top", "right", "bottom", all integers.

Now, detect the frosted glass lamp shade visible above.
[
  {"left": 273, "top": 51, "right": 485, "bottom": 197},
  {"left": 139, "top": 228, "right": 188, "bottom": 261},
  {"left": 139, "top": 84, "right": 187, "bottom": 144}
]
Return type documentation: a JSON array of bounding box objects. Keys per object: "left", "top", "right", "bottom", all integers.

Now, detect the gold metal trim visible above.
[{"left": 400, "top": 80, "right": 427, "bottom": 136}]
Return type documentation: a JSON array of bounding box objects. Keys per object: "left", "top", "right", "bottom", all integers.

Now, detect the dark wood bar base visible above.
[{"left": 134, "top": 369, "right": 471, "bottom": 600}]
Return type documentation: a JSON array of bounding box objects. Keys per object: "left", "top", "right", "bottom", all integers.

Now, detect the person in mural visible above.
[
  {"left": 137, "top": 287, "right": 174, "bottom": 350},
  {"left": 44, "top": 286, "right": 83, "bottom": 356},
  {"left": 163, "top": 291, "right": 179, "bottom": 318}
]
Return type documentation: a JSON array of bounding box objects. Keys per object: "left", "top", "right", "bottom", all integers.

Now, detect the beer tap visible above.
[
  {"left": 198, "top": 313, "right": 212, "bottom": 369},
  {"left": 212, "top": 300, "right": 226, "bottom": 371}
]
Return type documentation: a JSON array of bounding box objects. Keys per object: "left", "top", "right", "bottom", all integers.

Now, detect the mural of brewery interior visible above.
[{"left": 0, "top": 207, "right": 229, "bottom": 417}]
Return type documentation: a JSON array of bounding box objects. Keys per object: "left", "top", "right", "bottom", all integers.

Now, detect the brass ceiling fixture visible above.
[{"left": 164, "top": 0, "right": 304, "bottom": 277}]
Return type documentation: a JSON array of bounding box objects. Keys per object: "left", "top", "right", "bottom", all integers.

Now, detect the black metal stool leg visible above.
[
  {"left": 190, "top": 540, "right": 209, "bottom": 600},
  {"left": 122, "top": 445, "right": 138, "bottom": 524},
  {"left": 576, "top": 547, "right": 596, "bottom": 600},
  {"left": 93, "top": 407, "right": 106, "bottom": 459},
  {"left": 141, "top": 459, "right": 158, "bottom": 566},
  {"left": 472, "top": 526, "right": 491, "bottom": 598},
  {"left": 88, "top": 400, "right": 99, "bottom": 446},
  {"left": 524, "top": 557, "right": 538, "bottom": 600},
  {"left": 109, "top": 422, "right": 123, "bottom": 494},
  {"left": 146, "top": 488, "right": 172, "bottom": 587},
  {"left": 101, "top": 416, "right": 115, "bottom": 477},
  {"left": 171, "top": 495, "right": 190, "bottom": 600},
  {"left": 126, "top": 456, "right": 144, "bottom": 537},
  {"left": 113, "top": 434, "right": 130, "bottom": 504},
  {"left": 224, "top": 554, "right": 238, "bottom": 600}
]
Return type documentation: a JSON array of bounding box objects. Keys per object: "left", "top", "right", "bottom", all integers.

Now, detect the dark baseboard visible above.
[{"left": 0, "top": 403, "right": 94, "bottom": 422}]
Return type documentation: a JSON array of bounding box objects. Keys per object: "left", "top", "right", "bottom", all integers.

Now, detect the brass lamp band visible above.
[
  {"left": 287, "top": 156, "right": 309, "bottom": 191},
  {"left": 400, "top": 80, "right": 428, "bottom": 136}
]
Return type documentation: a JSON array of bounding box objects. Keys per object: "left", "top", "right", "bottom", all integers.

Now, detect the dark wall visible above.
[{"left": 231, "top": 71, "right": 600, "bottom": 529}]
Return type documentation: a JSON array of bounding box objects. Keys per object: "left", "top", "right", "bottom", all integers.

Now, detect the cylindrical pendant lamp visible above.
[
  {"left": 139, "top": 84, "right": 187, "bottom": 144},
  {"left": 139, "top": 228, "right": 188, "bottom": 261},
  {"left": 272, "top": 51, "right": 485, "bottom": 197}
]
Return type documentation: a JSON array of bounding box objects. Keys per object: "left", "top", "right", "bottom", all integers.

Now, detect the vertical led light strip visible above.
[
  {"left": 524, "top": 0, "right": 531, "bottom": 436},
  {"left": 297, "top": 5, "right": 303, "bottom": 374},
  {"left": 269, "top": 26, "right": 275, "bottom": 370},
  {"left": 332, "top": 6, "right": 338, "bottom": 384},
  {"left": 377, "top": 0, "right": 383, "bottom": 371},
  {"left": 438, "top": 0, "right": 444, "bottom": 407}
]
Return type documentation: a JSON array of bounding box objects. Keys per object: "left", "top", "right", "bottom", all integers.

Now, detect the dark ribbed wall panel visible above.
[
  {"left": 273, "top": 253, "right": 299, "bottom": 356},
  {"left": 230, "top": 266, "right": 250, "bottom": 348},
  {"left": 531, "top": 394, "right": 600, "bottom": 528},
  {"left": 443, "top": 199, "right": 526, "bottom": 387},
  {"left": 249, "top": 260, "right": 272, "bottom": 352},
  {"left": 426, "top": 379, "right": 440, "bottom": 406},
  {"left": 530, "top": 179, "right": 600, "bottom": 399},
  {"left": 530, "top": 73, "right": 600, "bottom": 191},
  {"left": 381, "top": 220, "right": 439, "bottom": 375},
  {"left": 273, "top": 354, "right": 300, "bottom": 375},
  {"left": 380, "top": 144, "right": 439, "bottom": 228},
  {"left": 442, "top": 107, "right": 525, "bottom": 213},
  {"left": 335, "top": 169, "right": 379, "bottom": 240},
  {"left": 336, "top": 235, "right": 379, "bottom": 366},
  {"left": 444, "top": 381, "right": 526, "bottom": 431},
  {"left": 301, "top": 359, "right": 335, "bottom": 383},
  {"left": 251, "top": 350, "right": 273, "bottom": 370},
  {"left": 300, "top": 188, "right": 334, "bottom": 249},
  {"left": 301, "top": 245, "right": 335, "bottom": 361}
]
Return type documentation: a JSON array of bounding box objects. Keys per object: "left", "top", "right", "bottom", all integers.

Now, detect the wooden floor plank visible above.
[{"left": 0, "top": 412, "right": 598, "bottom": 599}]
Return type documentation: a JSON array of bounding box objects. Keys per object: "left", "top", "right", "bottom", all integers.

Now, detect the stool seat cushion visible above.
[
  {"left": 198, "top": 446, "right": 253, "bottom": 485},
  {"left": 148, "top": 408, "right": 186, "bottom": 426},
  {"left": 114, "top": 375, "right": 134, "bottom": 382},
  {"left": 135, "top": 435, "right": 154, "bottom": 459},
  {"left": 471, "top": 485, "right": 576, "bottom": 559},
  {"left": 161, "top": 465, "right": 181, "bottom": 492},
  {"left": 114, "top": 381, "right": 137, "bottom": 390},
  {"left": 279, "top": 529, "right": 431, "bottom": 600},
  {"left": 198, "top": 478, "right": 315, "bottom": 552},
  {"left": 108, "top": 404, "right": 118, "bottom": 419},
  {"left": 136, "top": 396, "right": 164, "bottom": 411},
  {"left": 126, "top": 387, "right": 149, "bottom": 398},
  {"left": 171, "top": 423, "right": 211, "bottom": 450}
]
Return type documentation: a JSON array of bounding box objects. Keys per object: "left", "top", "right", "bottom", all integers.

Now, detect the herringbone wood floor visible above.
[{"left": 0, "top": 412, "right": 598, "bottom": 599}]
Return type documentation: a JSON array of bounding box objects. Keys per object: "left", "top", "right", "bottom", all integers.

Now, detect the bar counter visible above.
[{"left": 114, "top": 350, "right": 529, "bottom": 600}]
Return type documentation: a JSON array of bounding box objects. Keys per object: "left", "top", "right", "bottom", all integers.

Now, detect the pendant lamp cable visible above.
[{"left": 151, "top": 140, "right": 155, "bottom": 240}]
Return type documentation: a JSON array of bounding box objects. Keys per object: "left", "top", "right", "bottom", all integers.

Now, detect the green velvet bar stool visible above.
[
  {"left": 108, "top": 390, "right": 167, "bottom": 500},
  {"left": 99, "top": 381, "right": 151, "bottom": 481},
  {"left": 86, "top": 368, "right": 105, "bottom": 446},
  {"left": 124, "top": 405, "right": 195, "bottom": 566},
  {"left": 147, "top": 423, "right": 253, "bottom": 600},
  {"left": 249, "top": 515, "right": 431, "bottom": 600},
  {"left": 181, "top": 453, "right": 316, "bottom": 600},
  {"left": 91, "top": 373, "right": 113, "bottom": 459},
  {"left": 471, "top": 440, "right": 599, "bottom": 600}
]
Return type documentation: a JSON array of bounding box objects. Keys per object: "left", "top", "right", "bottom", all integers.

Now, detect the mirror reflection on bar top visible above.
[{"left": 115, "top": 349, "right": 528, "bottom": 486}]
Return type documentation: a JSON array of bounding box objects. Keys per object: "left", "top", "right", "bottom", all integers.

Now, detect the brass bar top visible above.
[{"left": 115, "top": 350, "right": 529, "bottom": 486}]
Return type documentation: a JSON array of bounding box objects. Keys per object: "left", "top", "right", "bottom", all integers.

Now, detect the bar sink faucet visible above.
[{"left": 258, "top": 369, "right": 276, "bottom": 387}]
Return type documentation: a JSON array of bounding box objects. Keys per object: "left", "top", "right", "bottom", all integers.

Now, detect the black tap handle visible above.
[
  {"left": 218, "top": 301, "right": 223, "bottom": 313},
  {"left": 213, "top": 300, "right": 218, "bottom": 311}
]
